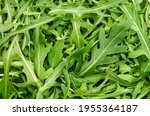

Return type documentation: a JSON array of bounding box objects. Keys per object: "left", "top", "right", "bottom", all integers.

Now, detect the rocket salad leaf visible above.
[{"left": 0, "top": 0, "right": 150, "bottom": 99}]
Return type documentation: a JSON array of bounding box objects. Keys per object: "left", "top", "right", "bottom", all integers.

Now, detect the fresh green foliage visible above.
[{"left": 0, "top": 0, "right": 150, "bottom": 99}]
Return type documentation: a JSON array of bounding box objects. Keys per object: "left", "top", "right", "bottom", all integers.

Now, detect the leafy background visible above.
[{"left": 0, "top": 0, "right": 150, "bottom": 99}]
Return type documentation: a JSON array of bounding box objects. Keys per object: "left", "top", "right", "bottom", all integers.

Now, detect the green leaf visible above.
[
  {"left": 70, "top": 14, "right": 84, "bottom": 48},
  {"left": 91, "top": 85, "right": 131, "bottom": 99},
  {"left": 61, "top": 69, "right": 70, "bottom": 98},
  {"left": 50, "top": 0, "right": 126, "bottom": 14},
  {"left": 0, "top": 16, "right": 58, "bottom": 48},
  {"left": 2, "top": 36, "right": 16, "bottom": 98},
  {"left": 140, "top": 60, "right": 150, "bottom": 73},
  {"left": 0, "top": 23, "right": 14, "bottom": 33},
  {"left": 15, "top": 0, "right": 33, "bottom": 19},
  {"left": 137, "top": 87, "right": 150, "bottom": 99},
  {"left": 118, "top": 74, "right": 139, "bottom": 83},
  {"left": 79, "top": 21, "right": 130, "bottom": 76},
  {"left": 14, "top": 37, "right": 42, "bottom": 88},
  {"left": 48, "top": 40, "right": 64, "bottom": 68},
  {"left": 107, "top": 70, "right": 132, "bottom": 86},
  {"left": 5, "top": 0, "right": 14, "bottom": 23},
  {"left": 119, "top": 62, "right": 131, "bottom": 74},
  {"left": 128, "top": 46, "right": 145, "bottom": 58},
  {"left": 132, "top": 81, "right": 144, "bottom": 99},
  {"left": 75, "top": 82, "right": 87, "bottom": 95},
  {"left": 121, "top": 5, "right": 150, "bottom": 60},
  {"left": 34, "top": 27, "right": 51, "bottom": 80},
  {"left": 145, "top": 5, "right": 150, "bottom": 28},
  {"left": 1, "top": 0, "right": 150, "bottom": 99},
  {"left": 36, "top": 60, "right": 67, "bottom": 98}
]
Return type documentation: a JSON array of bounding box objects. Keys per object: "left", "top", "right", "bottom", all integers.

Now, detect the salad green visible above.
[{"left": 0, "top": 0, "right": 150, "bottom": 99}]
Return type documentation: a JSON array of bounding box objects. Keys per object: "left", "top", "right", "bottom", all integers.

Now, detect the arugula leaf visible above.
[
  {"left": 48, "top": 40, "right": 64, "bottom": 68},
  {"left": 14, "top": 37, "right": 42, "bottom": 88},
  {"left": 0, "top": 16, "right": 58, "bottom": 48},
  {"left": 121, "top": 5, "right": 150, "bottom": 60},
  {"left": 1, "top": 0, "right": 150, "bottom": 99},
  {"left": 36, "top": 60, "right": 67, "bottom": 98},
  {"left": 70, "top": 14, "right": 85, "bottom": 48},
  {"left": 2, "top": 37, "right": 16, "bottom": 98},
  {"left": 34, "top": 27, "right": 51, "bottom": 80},
  {"left": 79, "top": 21, "right": 130, "bottom": 76},
  {"left": 4, "top": 0, "right": 14, "bottom": 23},
  {"left": 15, "top": 0, "right": 33, "bottom": 19},
  {"left": 50, "top": 0, "right": 126, "bottom": 14}
]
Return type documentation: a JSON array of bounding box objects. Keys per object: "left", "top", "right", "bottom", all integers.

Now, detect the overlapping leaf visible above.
[
  {"left": 0, "top": 0, "right": 150, "bottom": 99},
  {"left": 121, "top": 5, "right": 150, "bottom": 60},
  {"left": 14, "top": 38, "right": 42, "bottom": 88},
  {"left": 33, "top": 27, "right": 51, "bottom": 80},
  {"left": 79, "top": 21, "right": 130, "bottom": 76}
]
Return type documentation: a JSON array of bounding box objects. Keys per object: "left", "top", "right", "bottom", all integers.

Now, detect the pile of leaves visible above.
[{"left": 0, "top": 0, "right": 150, "bottom": 99}]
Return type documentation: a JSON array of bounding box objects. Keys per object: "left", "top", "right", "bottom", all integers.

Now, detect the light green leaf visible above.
[
  {"left": 2, "top": 36, "right": 16, "bottom": 98},
  {"left": 15, "top": 0, "right": 33, "bottom": 19},
  {"left": 0, "top": 23, "right": 14, "bottom": 33},
  {"left": 5, "top": 0, "right": 14, "bottom": 23},
  {"left": 118, "top": 74, "right": 139, "bottom": 83},
  {"left": 119, "top": 63, "right": 131, "bottom": 74},
  {"left": 48, "top": 40, "right": 64, "bottom": 68},
  {"left": 34, "top": 27, "right": 51, "bottom": 80},
  {"left": 61, "top": 69, "right": 70, "bottom": 98},
  {"left": 145, "top": 5, "right": 150, "bottom": 28},
  {"left": 132, "top": 81, "right": 144, "bottom": 99},
  {"left": 70, "top": 14, "right": 84, "bottom": 48},
  {"left": 14, "top": 37, "right": 42, "bottom": 88}
]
